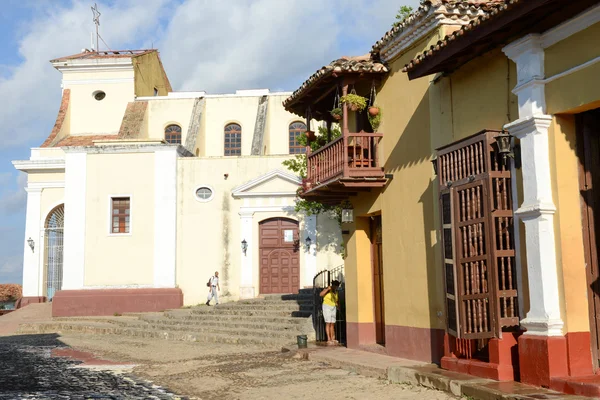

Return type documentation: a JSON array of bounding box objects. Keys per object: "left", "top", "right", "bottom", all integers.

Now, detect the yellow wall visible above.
[
  {"left": 63, "top": 69, "right": 135, "bottom": 136},
  {"left": 83, "top": 153, "right": 155, "bottom": 286},
  {"left": 133, "top": 52, "right": 171, "bottom": 97},
  {"left": 146, "top": 98, "right": 196, "bottom": 144}
]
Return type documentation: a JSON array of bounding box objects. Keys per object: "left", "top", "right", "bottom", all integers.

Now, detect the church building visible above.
[{"left": 13, "top": 49, "right": 342, "bottom": 316}]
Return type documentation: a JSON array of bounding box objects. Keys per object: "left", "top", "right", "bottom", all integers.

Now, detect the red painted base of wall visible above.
[
  {"left": 441, "top": 332, "right": 520, "bottom": 381},
  {"left": 519, "top": 333, "right": 593, "bottom": 388},
  {"left": 346, "top": 322, "right": 445, "bottom": 364},
  {"left": 52, "top": 288, "right": 183, "bottom": 317},
  {"left": 16, "top": 296, "right": 46, "bottom": 309}
]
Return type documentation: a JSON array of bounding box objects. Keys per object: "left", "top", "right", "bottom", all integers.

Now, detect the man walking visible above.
[{"left": 206, "top": 271, "right": 220, "bottom": 306}]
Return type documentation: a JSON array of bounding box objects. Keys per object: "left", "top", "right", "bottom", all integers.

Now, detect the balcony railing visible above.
[{"left": 305, "top": 132, "right": 384, "bottom": 191}]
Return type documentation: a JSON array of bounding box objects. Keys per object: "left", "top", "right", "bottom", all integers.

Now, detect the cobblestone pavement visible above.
[{"left": 0, "top": 335, "right": 187, "bottom": 399}]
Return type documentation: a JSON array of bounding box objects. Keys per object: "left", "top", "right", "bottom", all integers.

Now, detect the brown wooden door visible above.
[
  {"left": 577, "top": 109, "right": 600, "bottom": 369},
  {"left": 259, "top": 218, "right": 300, "bottom": 294},
  {"left": 371, "top": 216, "right": 385, "bottom": 344}
]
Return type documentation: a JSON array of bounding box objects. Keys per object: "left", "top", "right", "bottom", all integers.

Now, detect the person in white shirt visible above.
[{"left": 206, "top": 271, "right": 220, "bottom": 306}]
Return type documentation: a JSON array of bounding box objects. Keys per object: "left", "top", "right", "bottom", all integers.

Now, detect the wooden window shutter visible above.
[{"left": 436, "top": 130, "right": 519, "bottom": 340}]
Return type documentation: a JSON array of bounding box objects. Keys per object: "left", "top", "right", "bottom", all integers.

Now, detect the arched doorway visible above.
[
  {"left": 44, "top": 205, "right": 64, "bottom": 300},
  {"left": 259, "top": 217, "right": 300, "bottom": 294}
]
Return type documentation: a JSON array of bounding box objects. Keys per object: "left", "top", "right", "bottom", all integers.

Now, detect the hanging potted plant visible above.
[
  {"left": 330, "top": 107, "right": 342, "bottom": 121},
  {"left": 368, "top": 105, "right": 380, "bottom": 116},
  {"left": 305, "top": 130, "right": 316, "bottom": 142},
  {"left": 340, "top": 94, "right": 367, "bottom": 112},
  {"left": 368, "top": 106, "right": 382, "bottom": 132}
]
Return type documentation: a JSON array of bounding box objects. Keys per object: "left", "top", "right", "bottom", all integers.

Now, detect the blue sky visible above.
[{"left": 0, "top": 0, "right": 420, "bottom": 284}]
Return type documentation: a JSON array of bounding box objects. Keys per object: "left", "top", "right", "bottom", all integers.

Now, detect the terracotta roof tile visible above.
[
  {"left": 402, "top": 0, "right": 517, "bottom": 73},
  {"left": 283, "top": 56, "right": 388, "bottom": 109},
  {"left": 41, "top": 89, "right": 70, "bottom": 147},
  {"left": 118, "top": 101, "right": 148, "bottom": 139},
  {"left": 51, "top": 49, "right": 156, "bottom": 63},
  {"left": 372, "top": 0, "right": 505, "bottom": 56}
]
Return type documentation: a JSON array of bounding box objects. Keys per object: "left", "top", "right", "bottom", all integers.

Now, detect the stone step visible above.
[
  {"left": 104, "top": 320, "right": 310, "bottom": 339},
  {"left": 126, "top": 315, "right": 312, "bottom": 332},
  {"left": 17, "top": 322, "right": 298, "bottom": 347},
  {"left": 187, "top": 307, "right": 312, "bottom": 318},
  {"left": 209, "top": 302, "right": 313, "bottom": 311},
  {"left": 160, "top": 311, "right": 310, "bottom": 325},
  {"left": 262, "top": 294, "right": 314, "bottom": 302},
  {"left": 239, "top": 297, "right": 313, "bottom": 306}
]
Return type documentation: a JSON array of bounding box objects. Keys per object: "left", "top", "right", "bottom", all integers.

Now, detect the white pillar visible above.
[
  {"left": 304, "top": 214, "right": 317, "bottom": 287},
  {"left": 503, "top": 35, "right": 564, "bottom": 336},
  {"left": 62, "top": 152, "right": 87, "bottom": 290},
  {"left": 22, "top": 187, "right": 42, "bottom": 297},
  {"left": 239, "top": 210, "right": 255, "bottom": 298},
  {"left": 153, "top": 149, "right": 177, "bottom": 288}
]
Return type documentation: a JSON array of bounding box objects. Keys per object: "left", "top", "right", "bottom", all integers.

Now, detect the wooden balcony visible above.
[{"left": 302, "top": 132, "right": 386, "bottom": 203}]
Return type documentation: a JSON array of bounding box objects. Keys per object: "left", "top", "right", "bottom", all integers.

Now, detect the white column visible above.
[
  {"left": 62, "top": 152, "right": 87, "bottom": 290},
  {"left": 239, "top": 210, "right": 255, "bottom": 298},
  {"left": 304, "top": 214, "right": 317, "bottom": 287},
  {"left": 153, "top": 149, "right": 177, "bottom": 288},
  {"left": 503, "top": 35, "right": 564, "bottom": 336},
  {"left": 22, "top": 187, "right": 42, "bottom": 297}
]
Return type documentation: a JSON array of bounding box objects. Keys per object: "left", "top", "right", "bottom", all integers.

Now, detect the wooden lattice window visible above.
[
  {"left": 165, "top": 124, "right": 182, "bottom": 144},
  {"left": 435, "top": 130, "right": 519, "bottom": 341},
  {"left": 289, "top": 121, "right": 307, "bottom": 154},
  {"left": 111, "top": 197, "right": 130, "bottom": 234},
  {"left": 224, "top": 123, "right": 242, "bottom": 156}
]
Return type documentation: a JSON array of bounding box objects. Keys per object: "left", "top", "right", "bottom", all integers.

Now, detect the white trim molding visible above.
[
  {"left": 154, "top": 150, "right": 177, "bottom": 288},
  {"left": 12, "top": 159, "right": 65, "bottom": 173},
  {"left": 503, "top": 32, "right": 564, "bottom": 336},
  {"left": 62, "top": 152, "right": 87, "bottom": 290},
  {"left": 231, "top": 169, "right": 301, "bottom": 198},
  {"left": 541, "top": 4, "right": 600, "bottom": 48},
  {"left": 22, "top": 187, "right": 43, "bottom": 297},
  {"left": 194, "top": 184, "right": 216, "bottom": 203}
]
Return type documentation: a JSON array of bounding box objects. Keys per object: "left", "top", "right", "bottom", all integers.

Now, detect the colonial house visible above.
[
  {"left": 285, "top": 0, "right": 600, "bottom": 395},
  {"left": 13, "top": 49, "right": 343, "bottom": 317}
]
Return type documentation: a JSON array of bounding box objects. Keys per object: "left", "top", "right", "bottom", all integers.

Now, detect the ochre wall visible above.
[
  {"left": 83, "top": 153, "right": 155, "bottom": 287},
  {"left": 133, "top": 52, "right": 171, "bottom": 97}
]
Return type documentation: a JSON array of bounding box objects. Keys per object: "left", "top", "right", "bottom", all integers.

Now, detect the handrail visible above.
[{"left": 309, "top": 136, "right": 343, "bottom": 158}]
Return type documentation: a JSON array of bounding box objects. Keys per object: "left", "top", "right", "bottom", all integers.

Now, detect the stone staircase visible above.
[{"left": 17, "top": 289, "right": 315, "bottom": 348}]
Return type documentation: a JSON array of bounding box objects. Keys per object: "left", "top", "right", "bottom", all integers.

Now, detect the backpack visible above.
[{"left": 206, "top": 277, "right": 212, "bottom": 287}]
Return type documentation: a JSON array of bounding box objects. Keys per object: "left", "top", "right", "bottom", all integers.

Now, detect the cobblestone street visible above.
[
  {"left": 0, "top": 335, "right": 186, "bottom": 399},
  {"left": 0, "top": 333, "right": 455, "bottom": 400}
]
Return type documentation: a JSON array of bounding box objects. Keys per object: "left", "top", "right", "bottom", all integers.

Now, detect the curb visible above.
[{"left": 299, "top": 348, "right": 590, "bottom": 400}]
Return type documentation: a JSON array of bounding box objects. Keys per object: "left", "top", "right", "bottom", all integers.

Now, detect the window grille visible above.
[
  {"left": 111, "top": 197, "right": 130, "bottom": 234},
  {"left": 44, "top": 204, "right": 64, "bottom": 300},
  {"left": 165, "top": 124, "right": 182, "bottom": 144},
  {"left": 435, "top": 130, "right": 519, "bottom": 341},
  {"left": 224, "top": 123, "right": 242, "bottom": 156},
  {"left": 289, "top": 121, "right": 307, "bottom": 154}
]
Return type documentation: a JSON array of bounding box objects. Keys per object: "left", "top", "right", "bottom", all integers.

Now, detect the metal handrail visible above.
[{"left": 312, "top": 265, "right": 346, "bottom": 344}]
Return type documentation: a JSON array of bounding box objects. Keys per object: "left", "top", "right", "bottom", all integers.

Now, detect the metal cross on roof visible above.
[{"left": 91, "top": 3, "right": 101, "bottom": 51}]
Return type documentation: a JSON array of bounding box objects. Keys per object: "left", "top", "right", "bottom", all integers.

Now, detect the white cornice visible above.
[
  {"left": 12, "top": 159, "right": 65, "bottom": 173},
  {"left": 62, "top": 144, "right": 193, "bottom": 157},
  {"left": 62, "top": 78, "right": 134, "bottom": 86},
  {"left": 27, "top": 181, "right": 65, "bottom": 190},
  {"left": 232, "top": 169, "right": 301, "bottom": 198}
]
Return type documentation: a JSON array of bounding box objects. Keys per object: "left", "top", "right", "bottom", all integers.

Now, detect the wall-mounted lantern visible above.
[
  {"left": 495, "top": 130, "right": 514, "bottom": 162},
  {"left": 241, "top": 239, "right": 248, "bottom": 256},
  {"left": 27, "top": 237, "right": 35, "bottom": 253},
  {"left": 431, "top": 157, "right": 438, "bottom": 176},
  {"left": 305, "top": 236, "right": 312, "bottom": 252},
  {"left": 341, "top": 200, "right": 354, "bottom": 224}
]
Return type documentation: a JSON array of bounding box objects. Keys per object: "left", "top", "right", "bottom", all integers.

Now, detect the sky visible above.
[{"left": 0, "top": 0, "right": 421, "bottom": 284}]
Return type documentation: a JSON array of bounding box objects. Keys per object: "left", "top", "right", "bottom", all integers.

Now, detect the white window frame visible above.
[
  {"left": 194, "top": 185, "right": 215, "bottom": 203},
  {"left": 107, "top": 194, "right": 133, "bottom": 236}
]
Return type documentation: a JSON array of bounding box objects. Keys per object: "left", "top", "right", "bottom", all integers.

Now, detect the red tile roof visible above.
[{"left": 51, "top": 49, "right": 156, "bottom": 63}]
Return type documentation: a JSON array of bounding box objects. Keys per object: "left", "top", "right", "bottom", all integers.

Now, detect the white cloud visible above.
[{"left": 0, "top": 254, "right": 22, "bottom": 284}]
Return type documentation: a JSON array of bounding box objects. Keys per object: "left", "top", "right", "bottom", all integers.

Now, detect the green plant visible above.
[
  {"left": 330, "top": 107, "right": 342, "bottom": 119},
  {"left": 368, "top": 106, "right": 382, "bottom": 131},
  {"left": 394, "top": 5, "right": 413, "bottom": 26},
  {"left": 341, "top": 94, "right": 367, "bottom": 112},
  {"left": 113, "top": 312, "right": 122, "bottom": 316}
]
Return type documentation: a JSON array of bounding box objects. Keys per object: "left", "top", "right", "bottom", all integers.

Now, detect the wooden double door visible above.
[
  {"left": 259, "top": 218, "right": 300, "bottom": 294},
  {"left": 577, "top": 109, "right": 600, "bottom": 369}
]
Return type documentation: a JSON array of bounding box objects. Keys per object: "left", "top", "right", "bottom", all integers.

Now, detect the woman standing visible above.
[{"left": 320, "top": 280, "right": 340, "bottom": 345}]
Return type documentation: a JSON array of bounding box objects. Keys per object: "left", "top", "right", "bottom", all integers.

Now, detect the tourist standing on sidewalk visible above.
[
  {"left": 320, "top": 280, "right": 340, "bottom": 345},
  {"left": 206, "top": 271, "right": 220, "bottom": 306}
]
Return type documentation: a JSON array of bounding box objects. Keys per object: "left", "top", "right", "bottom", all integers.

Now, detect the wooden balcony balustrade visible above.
[{"left": 304, "top": 132, "right": 385, "bottom": 195}]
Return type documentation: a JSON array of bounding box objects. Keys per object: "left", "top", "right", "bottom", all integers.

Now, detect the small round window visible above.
[
  {"left": 195, "top": 187, "right": 213, "bottom": 202},
  {"left": 93, "top": 91, "right": 106, "bottom": 101}
]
